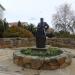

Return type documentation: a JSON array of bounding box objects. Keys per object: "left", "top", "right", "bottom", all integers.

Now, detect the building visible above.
[
  {"left": 0, "top": 4, "right": 5, "bottom": 19},
  {"left": 9, "top": 22, "right": 28, "bottom": 27}
]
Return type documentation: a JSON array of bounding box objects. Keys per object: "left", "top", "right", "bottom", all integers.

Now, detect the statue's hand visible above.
[{"left": 44, "top": 22, "right": 49, "bottom": 30}]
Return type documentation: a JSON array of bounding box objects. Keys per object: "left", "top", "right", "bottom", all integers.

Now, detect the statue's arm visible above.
[
  {"left": 45, "top": 22, "right": 49, "bottom": 30},
  {"left": 37, "top": 23, "right": 40, "bottom": 29}
]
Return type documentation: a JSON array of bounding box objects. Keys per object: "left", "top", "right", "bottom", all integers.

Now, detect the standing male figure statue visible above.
[{"left": 36, "top": 18, "right": 49, "bottom": 48}]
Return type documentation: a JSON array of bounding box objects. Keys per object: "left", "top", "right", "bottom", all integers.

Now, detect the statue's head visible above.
[{"left": 40, "top": 18, "right": 44, "bottom": 23}]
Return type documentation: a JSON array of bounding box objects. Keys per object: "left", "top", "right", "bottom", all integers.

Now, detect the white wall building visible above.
[
  {"left": 9, "top": 22, "right": 28, "bottom": 27},
  {"left": 0, "top": 4, "right": 5, "bottom": 20}
]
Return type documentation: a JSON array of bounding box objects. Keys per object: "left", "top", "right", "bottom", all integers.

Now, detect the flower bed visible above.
[
  {"left": 13, "top": 47, "right": 72, "bottom": 70},
  {"left": 21, "top": 48, "right": 62, "bottom": 57}
]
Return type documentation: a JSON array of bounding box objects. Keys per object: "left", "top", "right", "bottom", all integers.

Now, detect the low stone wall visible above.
[
  {"left": 13, "top": 49, "right": 72, "bottom": 70},
  {"left": 0, "top": 38, "right": 75, "bottom": 48},
  {"left": 0, "top": 38, "right": 36, "bottom": 48},
  {"left": 47, "top": 38, "right": 75, "bottom": 48}
]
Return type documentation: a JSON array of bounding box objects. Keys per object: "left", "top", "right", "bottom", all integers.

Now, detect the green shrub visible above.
[
  {"left": 20, "top": 47, "right": 62, "bottom": 57},
  {"left": 54, "top": 31, "right": 71, "bottom": 38},
  {"left": 3, "top": 26, "right": 33, "bottom": 38},
  {"left": 21, "top": 48, "right": 32, "bottom": 55},
  {"left": 48, "top": 47, "right": 62, "bottom": 56}
]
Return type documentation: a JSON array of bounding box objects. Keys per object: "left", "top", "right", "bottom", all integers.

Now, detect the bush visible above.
[
  {"left": 24, "top": 24, "right": 37, "bottom": 36},
  {"left": 3, "top": 26, "right": 33, "bottom": 38},
  {"left": 21, "top": 47, "right": 62, "bottom": 57},
  {"left": 54, "top": 30, "right": 70, "bottom": 38},
  {"left": 46, "top": 32, "right": 55, "bottom": 38},
  {"left": 48, "top": 47, "right": 62, "bottom": 56}
]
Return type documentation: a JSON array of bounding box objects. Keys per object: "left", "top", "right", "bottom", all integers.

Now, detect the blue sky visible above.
[{"left": 0, "top": 0, "right": 75, "bottom": 27}]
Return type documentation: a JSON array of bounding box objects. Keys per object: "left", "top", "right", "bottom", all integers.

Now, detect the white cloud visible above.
[{"left": 0, "top": 0, "right": 75, "bottom": 27}]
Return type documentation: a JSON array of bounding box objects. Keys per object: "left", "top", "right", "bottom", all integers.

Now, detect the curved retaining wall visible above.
[{"left": 13, "top": 49, "right": 72, "bottom": 70}]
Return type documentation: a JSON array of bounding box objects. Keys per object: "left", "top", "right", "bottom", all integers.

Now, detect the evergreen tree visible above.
[
  {"left": 0, "top": 20, "right": 4, "bottom": 37},
  {"left": 27, "top": 24, "right": 36, "bottom": 36},
  {"left": 4, "top": 21, "right": 9, "bottom": 31},
  {"left": 18, "top": 21, "right": 22, "bottom": 27}
]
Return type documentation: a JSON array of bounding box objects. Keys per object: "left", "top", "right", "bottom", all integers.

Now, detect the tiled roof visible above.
[{"left": 9, "top": 22, "right": 28, "bottom": 26}]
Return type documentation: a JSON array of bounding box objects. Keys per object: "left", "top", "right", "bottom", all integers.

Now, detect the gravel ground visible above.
[{"left": 0, "top": 48, "right": 75, "bottom": 75}]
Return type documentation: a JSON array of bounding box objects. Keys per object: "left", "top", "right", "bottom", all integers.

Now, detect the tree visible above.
[
  {"left": 17, "top": 21, "right": 22, "bottom": 27},
  {"left": 25, "top": 24, "right": 36, "bottom": 36},
  {"left": 4, "top": 21, "right": 9, "bottom": 31},
  {"left": 0, "top": 20, "right": 4, "bottom": 37},
  {"left": 72, "top": 21, "right": 75, "bottom": 34},
  {"left": 3, "top": 18, "right": 9, "bottom": 31},
  {"left": 52, "top": 4, "right": 75, "bottom": 33}
]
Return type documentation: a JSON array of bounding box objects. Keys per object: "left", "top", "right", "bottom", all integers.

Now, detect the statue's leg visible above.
[
  {"left": 36, "top": 37, "right": 43, "bottom": 48},
  {"left": 36, "top": 37, "right": 46, "bottom": 48},
  {"left": 42, "top": 37, "right": 46, "bottom": 48},
  {"left": 36, "top": 37, "right": 40, "bottom": 48}
]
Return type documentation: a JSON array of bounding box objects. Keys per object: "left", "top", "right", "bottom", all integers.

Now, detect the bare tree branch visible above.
[{"left": 52, "top": 3, "right": 75, "bottom": 33}]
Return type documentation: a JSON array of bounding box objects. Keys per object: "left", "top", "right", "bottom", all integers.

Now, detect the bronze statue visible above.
[{"left": 36, "top": 18, "right": 49, "bottom": 48}]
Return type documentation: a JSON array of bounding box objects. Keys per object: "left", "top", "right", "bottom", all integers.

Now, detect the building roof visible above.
[
  {"left": 9, "top": 22, "right": 28, "bottom": 26},
  {"left": 0, "top": 4, "right": 5, "bottom": 10}
]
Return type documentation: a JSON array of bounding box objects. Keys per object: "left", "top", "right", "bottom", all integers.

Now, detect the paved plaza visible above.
[{"left": 0, "top": 48, "right": 75, "bottom": 75}]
